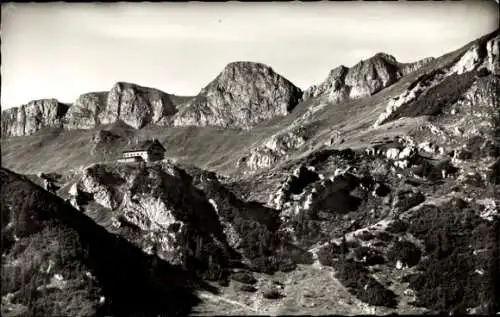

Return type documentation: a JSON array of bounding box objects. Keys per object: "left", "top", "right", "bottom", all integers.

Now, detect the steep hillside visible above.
[
  {"left": 1, "top": 168, "right": 217, "bottom": 317},
  {"left": 173, "top": 61, "right": 303, "bottom": 129},
  {"left": 57, "top": 161, "right": 313, "bottom": 276}
]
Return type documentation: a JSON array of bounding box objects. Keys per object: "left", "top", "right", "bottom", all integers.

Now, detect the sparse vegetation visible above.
[
  {"left": 357, "top": 230, "right": 375, "bottom": 241},
  {"left": 1, "top": 168, "right": 213, "bottom": 317},
  {"left": 384, "top": 70, "right": 477, "bottom": 122},
  {"left": 353, "top": 246, "right": 386, "bottom": 266},
  {"left": 405, "top": 200, "right": 499, "bottom": 314},
  {"left": 192, "top": 174, "right": 312, "bottom": 274},
  {"left": 239, "top": 284, "right": 257, "bottom": 293},
  {"left": 1, "top": 28, "right": 499, "bottom": 317},
  {"left": 387, "top": 240, "right": 421, "bottom": 267},
  {"left": 333, "top": 258, "right": 398, "bottom": 307},
  {"left": 317, "top": 242, "right": 348, "bottom": 267},
  {"left": 385, "top": 219, "right": 408, "bottom": 234},
  {"left": 376, "top": 231, "right": 394, "bottom": 242}
]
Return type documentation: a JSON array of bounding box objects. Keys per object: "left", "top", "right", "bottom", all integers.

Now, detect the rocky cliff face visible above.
[
  {"left": 173, "top": 62, "right": 303, "bottom": 129},
  {"left": 1, "top": 99, "right": 69, "bottom": 137},
  {"left": 98, "top": 82, "right": 177, "bottom": 129},
  {"left": 2, "top": 83, "right": 178, "bottom": 137},
  {"left": 63, "top": 92, "right": 108, "bottom": 130},
  {"left": 304, "top": 53, "right": 434, "bottom": 102},
  {"left": 375, "top": 33, "right": 499, "bottom": 127},
  {"left": 71, "top": 162, "right": 234, "bottom": 268},
  {"left": 400, "top": 57, "right": 436, "bottom": 76}
]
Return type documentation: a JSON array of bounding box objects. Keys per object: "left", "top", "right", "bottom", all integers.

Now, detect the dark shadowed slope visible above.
[{"left": 0, "top": 167, "right": 217, "bottom": 317}]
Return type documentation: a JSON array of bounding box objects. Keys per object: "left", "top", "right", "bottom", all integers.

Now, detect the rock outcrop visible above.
[
  {"left": 240, "top": 126, "right": 308, "bottom": 170},
  {"left": 2, "top": 83, "right": 178, "bottom": 136},
  {"left": 73, "top": 162, "right": 232, "bottom": 266},
  {"left": 375, "top": 32, "right": 499, "bottom": 127},
  {"left": 303, "top": 53, "right": 434, "bottom": 102},
  {"left": 1, "top": 99, "right": 69, "bottom": 137},
  {"left": 98, "top": 82, "right": 177, "bottom": 129},
  {"left": 173, "top": 61, "right": 302, "bottom": 129},
  {"left": 63, "top": 92, "right": 108, "bottom": 130},
  {"left": 400, "top": 57, "right": 435, "bottom": 76}
]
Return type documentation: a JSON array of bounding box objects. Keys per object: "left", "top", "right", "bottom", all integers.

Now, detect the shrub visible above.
[
  {"left": 357, "top": 230, "right": 375, "bottom": 241},
  {"left": 385, "top": 219, "right": 408, "bottom": 234},
  {"left": 353, "top": 246, "right": 386, "bottom": 266},
  {"left": 262, "top": 288, "right": 282, "bottom": 299},
  {"left": 231, "top": 272, "right": 257, "bottom": 285},
  {"left": 239, "top": 285, "right": 257, "bottom": 293},
  {"left": 199, "top": 180, "right": 298, "bottom": 274},
  {"left": 334, "top": 258, "right": 398, "bottom": 307},
  {"left": 405, "top": 199, "right": 499, "bottom": 314},
  {"left": 292, "top": 218, "right": 325, "bottom": 247},
  {"left": 376, "top": 231, "right": 394, "bottom": 242},
  {"left": 318, "top": 242, "right": 348, "bottom": 267},
  {"left": 387, "top": 240, "right": 422, "bottom": 267},
  {"left": 392, "top": 190, "right": 425, "bottom": 212}
]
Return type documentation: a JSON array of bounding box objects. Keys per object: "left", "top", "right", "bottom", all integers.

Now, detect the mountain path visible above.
[{"left": 196, "top": 291, "right": 260, "bottom": 314}]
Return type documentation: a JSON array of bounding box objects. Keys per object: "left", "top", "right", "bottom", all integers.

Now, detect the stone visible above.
[{"left": 386, "top": 148, "right": 401, "bottom": 160}]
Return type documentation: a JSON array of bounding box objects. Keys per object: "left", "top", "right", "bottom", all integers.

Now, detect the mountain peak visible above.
[
  {"left": 173, "top": 61, "right": 302, "bottom": 129},
  {"left": 372, "top": 52, "right": 398, "bottom": 62},
  {"left": 225, "top": 61, "right": 272, "bottom": 69}
]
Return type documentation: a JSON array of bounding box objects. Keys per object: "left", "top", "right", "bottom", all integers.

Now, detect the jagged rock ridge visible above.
[
  {"left": 304, "top": 53, "right": 435, "bottom": 102},
  {"left": 2, "top": 82, "right": 178, "bottom": 137}
]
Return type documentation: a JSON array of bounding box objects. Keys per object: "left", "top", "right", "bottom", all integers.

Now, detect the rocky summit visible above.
[
  {"left": 173, "top": 61, "right": 303, "bottom": 129},
  {"left": 303, "top": 53, "right": 435, "bottom": 103},
  {"left": 98, "top": 82, "right": 177, "bottom": 129},
  {"left": 1, "top": 29, "right": 499, "bottom": 316}
]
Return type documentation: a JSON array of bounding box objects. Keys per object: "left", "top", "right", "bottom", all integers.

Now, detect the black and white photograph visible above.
[{"left": 1, "top": 1, "right": 499, "bottom": 316}]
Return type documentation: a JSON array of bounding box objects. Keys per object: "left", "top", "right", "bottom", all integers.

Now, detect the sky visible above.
[{"left": 1, "top": 1, "right": 498, "bottom": 109}]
